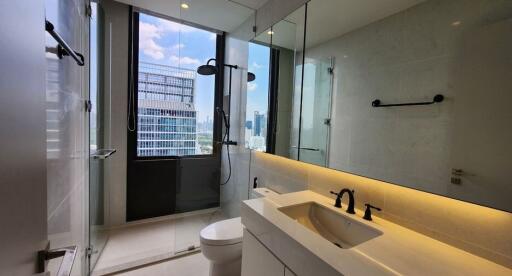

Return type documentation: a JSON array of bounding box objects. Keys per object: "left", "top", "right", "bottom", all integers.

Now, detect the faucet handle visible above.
[
  {"left": 329, "top": 191, "right": 342, "bottom": 208},
  {"left": 363, "top": 204, "right": 381, "bottom": 221}
]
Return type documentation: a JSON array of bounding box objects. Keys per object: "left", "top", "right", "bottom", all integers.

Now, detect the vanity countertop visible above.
[{"left": 241, "top": 190, "right": 511, "bottom": 276}]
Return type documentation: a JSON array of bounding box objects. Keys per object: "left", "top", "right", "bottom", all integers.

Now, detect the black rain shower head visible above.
[
  {"left": 247, "top": 72, "right": 256, "bottom": 82},
  {"left": 197, "top": 58, "right": 218, "bottom": 75}
]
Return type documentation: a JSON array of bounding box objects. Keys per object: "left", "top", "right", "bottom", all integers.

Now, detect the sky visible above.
[
  {"left": 247, "top": 42, "right": 270, "bottom": 122},
  {"left": 138, "top": 13, "right": 217, "bottom": 122},
  {"left": 138, "top": 13, "right": 271, "bottom": 124}
]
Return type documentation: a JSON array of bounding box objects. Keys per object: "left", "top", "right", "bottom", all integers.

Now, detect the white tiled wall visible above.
[
  {"left": 102, "top": 0, "right": 130, "bottom": 227},
  {"left": 220, "top": 36, "right": 252, "bottom": 219},
  {"left": 304, "top": 0, "right": 512, "bottom": 210}
]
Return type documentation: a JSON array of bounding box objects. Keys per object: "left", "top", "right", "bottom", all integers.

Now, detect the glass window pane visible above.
[
  {"left": 136, "top": 13, "right": 216, "bottom": 157},
  {"left": 246, "top": 42, "right": 270, "bottom": 151}
]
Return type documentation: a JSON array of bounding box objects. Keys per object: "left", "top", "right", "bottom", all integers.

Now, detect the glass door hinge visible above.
[
  {"left": 86, "top": 247, "right": 93, "bottom": 257},
  {"left": 85, "top": 100, "right": 92, "bottom": 112},
  {"left": 85, "top": 4, "right": 92, "bottom": 17}
]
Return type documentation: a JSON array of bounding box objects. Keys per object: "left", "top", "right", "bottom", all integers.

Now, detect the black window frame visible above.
[
  {"left": 266, "top": 47, "right": 280, "bottom": 154},
  {"left": 247, "top": 41, "right": 280, "bottom": 154},
  {"left": 127, "top": 8, "right": 225, "bottom": 162}
]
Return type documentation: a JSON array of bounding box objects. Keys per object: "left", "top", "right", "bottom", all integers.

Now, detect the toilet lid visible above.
[{"left": 200, "top": 217, "right": 243, "bottom": 246}]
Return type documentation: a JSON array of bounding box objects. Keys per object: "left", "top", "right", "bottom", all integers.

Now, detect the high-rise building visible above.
[
  {"left": 136, "top": 62, "right": 197, "bottom": 156},
  {"left": 245, "top": 120, "right": 253, "bottom": 130},
  {"left": 254, "top": 111, "right": 266, "bottom": 137}
]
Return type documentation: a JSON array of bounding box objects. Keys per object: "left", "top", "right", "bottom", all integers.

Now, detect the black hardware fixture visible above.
[
  {"left": 45, "top": 20, "right": 85, "bottom": 66},
  {"left": 330, "top": 189, "right": 356, "bottom": 214},
  {"left": 198, "top": 58, "right": 240, "bottom": 146},
  {"left": 38, "top": 245, "right": 77, "bottom": 275},
  {"left": 372, "top": 94, "right": 444, "bottom": 108},
  {"left": 247, "top": 72, "right": 256, "bottom": 82},
  {"left": 197, "top": 58, "right": 242, "bottom": 185},
  {"left": 363, "top": 204, "right": 382, "bottom": 221}
]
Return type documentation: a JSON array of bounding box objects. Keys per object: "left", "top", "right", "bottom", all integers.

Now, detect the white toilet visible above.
[{"left": 200, "top": 188, "right": 279, "bottom": 276}]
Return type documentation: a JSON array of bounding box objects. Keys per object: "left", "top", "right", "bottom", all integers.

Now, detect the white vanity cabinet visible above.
[{"left": 242, "top": 229, "right": 295, "bottom": 276}]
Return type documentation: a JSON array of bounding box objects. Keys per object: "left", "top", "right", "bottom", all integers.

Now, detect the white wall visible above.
[
  {"left": 220, "top": 0, "right": 310, "bottom": 217},
  {"left": 102, "top": 0, "right": 130, "bottom": 227},
  {"left": 220, "top": 36, "right": 252, "bottom": 218}
]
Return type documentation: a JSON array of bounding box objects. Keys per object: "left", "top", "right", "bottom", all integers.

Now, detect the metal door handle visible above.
[
  {"left": 37, "top": 245, "right": 77, "bottom": 276},
  {"left": 91, "top": 148, "right": 117, "bottom": 159},
  {"left": 291, "top": 146, "right": 320, "bottom": 152}
]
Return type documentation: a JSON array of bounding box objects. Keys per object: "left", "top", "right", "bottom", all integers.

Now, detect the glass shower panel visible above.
[
  {"left": 298, "top": 57, "right": 333, "bottom": 166},
  {"left": 89, "top": 1, "right": 108, "bottom": 271}
]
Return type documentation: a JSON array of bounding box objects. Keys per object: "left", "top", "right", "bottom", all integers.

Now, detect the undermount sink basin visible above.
[{"left": 279, "top": 202, "right": 382, "bottom": 249}]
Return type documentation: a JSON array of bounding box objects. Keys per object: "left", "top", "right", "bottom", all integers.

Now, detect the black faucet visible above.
[
  {"left": 363, "top": 204, "right": 381, "bottom": 221},
  {"left": 329, "top": 189, "right": 356, "bottom": 214}
]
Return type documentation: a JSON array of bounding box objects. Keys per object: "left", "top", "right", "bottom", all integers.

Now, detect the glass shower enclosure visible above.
[
  {"left": 296, "top": 57, "right": 334, "bottom": 167},
  {"left": 89, "top": 1, "right": 113, "bottom": 272}
]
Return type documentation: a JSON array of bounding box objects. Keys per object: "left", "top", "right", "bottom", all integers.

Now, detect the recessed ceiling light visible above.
[
  {"left": 181, "top": 3, "right": 189, "bottom": 9},
  {"left": 267, "top": 30, "right": 274, "bottom": 35}
]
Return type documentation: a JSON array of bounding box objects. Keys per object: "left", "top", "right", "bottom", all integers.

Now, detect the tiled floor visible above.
[
  {"left": 114, "top": 252, "right": 209, "bottom": 276},
  {"left": 92, "top": 210, "right": 225, "bottom": 275}
]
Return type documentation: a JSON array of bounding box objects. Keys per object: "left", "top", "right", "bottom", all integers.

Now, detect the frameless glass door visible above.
[
  {"left": 89, "top": 1, "right": 109, "bottom": 271},
  {"left": 298, "top": 57, "right": 333, "bottom": 166}
]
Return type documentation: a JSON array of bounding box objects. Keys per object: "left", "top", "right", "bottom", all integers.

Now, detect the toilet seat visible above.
[{"left": 200, "top": 217, "right": 243, "bottom": 246}]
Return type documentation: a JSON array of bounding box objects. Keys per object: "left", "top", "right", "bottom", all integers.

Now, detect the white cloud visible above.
[
  {"left": 209, "top": 33, "right": 217, "bottom": 40},
  {"left": 247, "top": 82, "right": 258, "bottom": 92},
  {"left": 251, "top": 62, "right": 263, "bottom": 70},
  {"left": 139, "top": 19, "right": 199, "bottom": 60},
  {"left": 139, "top": 22, "right": 165, "bottom": 60},
  {"left": 169, "top": 55, "right": 200, "bottom": 66},
  {"left": 171, "top": 43, "right": 185, "bottom": 50}
]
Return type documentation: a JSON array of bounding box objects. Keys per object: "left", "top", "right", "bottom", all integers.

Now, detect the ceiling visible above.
[
  {"left": 256, "top": 0, "right": 425, "bottom": 50},
  {"left": 115, "top": 0, "right": 425, "bottom": 47},
  {"left": 229, "top": 0, "right": 268, "bottom": 10},
  {"left": 114, "top": 0, "right": 267, "bottom": 32},
  {"left": 305, "top": 0, "right": 425, "bottom": 48}
]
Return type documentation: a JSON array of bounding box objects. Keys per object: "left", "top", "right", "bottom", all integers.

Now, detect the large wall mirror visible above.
[
  {"left": 245, "top": 0, "right": 512, "bottom": 212},
  {"left": 245, "top": 5, "right": 306, "bottom": 154}
]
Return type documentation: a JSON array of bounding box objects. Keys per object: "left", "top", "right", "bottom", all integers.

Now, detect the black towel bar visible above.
[
  {"left": 372, "top": 94, "right": 444, "bottom": 107},
  {"left": 45, "top": 20, "right": 84, "bottom": 66}
]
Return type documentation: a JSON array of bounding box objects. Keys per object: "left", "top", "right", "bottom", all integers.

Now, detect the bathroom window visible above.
[
  {"left": 130, "top": 12, "right": 220, "bottom": 157},
  {"left": 127, "top": 10, "right": 224, "bottom": 220}
]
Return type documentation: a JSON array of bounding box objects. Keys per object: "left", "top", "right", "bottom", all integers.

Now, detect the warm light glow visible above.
[
  {"left": 253, "top": 151, "right": 512, "bottom": 222},
  {"left": 267, "top": 30, "right": 274, "bottom": 35},
  {"left": 451, "top": 21, "right": 461, "bottom": 26},
  {"left": 181, "top": 3, "right": 189, "bottom": 9}
]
